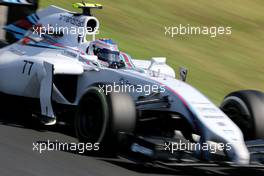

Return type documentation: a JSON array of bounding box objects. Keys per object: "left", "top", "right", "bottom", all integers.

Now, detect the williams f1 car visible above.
[{"left": 0, "top": 2, "right": 264, "bottom": 167}]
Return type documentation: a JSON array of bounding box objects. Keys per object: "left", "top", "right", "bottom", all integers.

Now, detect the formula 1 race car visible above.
[{"left": 0, "top": 2, "right": 263, "bottom": 167}]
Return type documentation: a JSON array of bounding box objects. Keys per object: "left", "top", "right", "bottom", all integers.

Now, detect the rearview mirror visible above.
[{"left": 179, "top": 67, "right": 188, "bottom": 82}]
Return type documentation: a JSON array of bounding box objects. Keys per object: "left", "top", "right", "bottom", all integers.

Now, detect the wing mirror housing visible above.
[
  {"left": 179, "top": 67, "right": 188, "bottom": 82},
  {"left": 80, "top": 55, "right": 101, "bottom": 71}
]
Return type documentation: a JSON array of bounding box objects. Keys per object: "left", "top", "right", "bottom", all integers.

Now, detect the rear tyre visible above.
[
  {"left": 221, "top": 90, "right": 264, "bottom": 140},
  {"left": 75, "top": 87, "right": 136, "bottom": 154}
]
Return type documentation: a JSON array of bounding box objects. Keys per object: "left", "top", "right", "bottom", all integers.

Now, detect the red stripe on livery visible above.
[
  {"left": 121, "top": 53, "right": 132, "bottom": 68},
  {"left": 16, "top": 19, "right": 33, "bottom": 29}
]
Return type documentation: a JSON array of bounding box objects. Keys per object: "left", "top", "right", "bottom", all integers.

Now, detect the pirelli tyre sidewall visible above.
[
  {"left": 75, "top": 87, "right": 109, "bottom": 148},
  {"left": 75, "top": 86, "right": 136, "bottom": 153},
  {"left": 221, "top": 90, "right": 264, "bottom": 140}
]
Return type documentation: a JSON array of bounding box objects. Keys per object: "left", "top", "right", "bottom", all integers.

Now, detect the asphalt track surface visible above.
[{"left": 0, "top": 102, "right": 263, "bottom": 176}]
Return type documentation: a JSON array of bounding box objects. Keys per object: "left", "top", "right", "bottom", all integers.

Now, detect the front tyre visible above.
[
  {"left": 221, "top": 90, "right": 264, "bottom": 140},
  {"left": 75, "top": 87, "right": 136, "bottom": 153}
]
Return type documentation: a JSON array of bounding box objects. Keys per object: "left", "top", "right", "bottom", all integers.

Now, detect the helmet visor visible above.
[{"left": 97, "top": 48, "right": 120, "bottom": 63}]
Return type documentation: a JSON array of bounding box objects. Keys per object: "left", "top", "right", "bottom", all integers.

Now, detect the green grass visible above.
[{"left": 40, "top": 0, "right": 264, "bottom": 104}]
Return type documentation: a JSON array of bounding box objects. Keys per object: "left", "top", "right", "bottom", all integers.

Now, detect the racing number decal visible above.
[{"left": 22, "top": 60, "right": 34, "bottom": 76}]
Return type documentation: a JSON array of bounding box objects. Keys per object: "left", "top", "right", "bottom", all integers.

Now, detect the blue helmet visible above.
[{"left": 91, "top": 39, "right": 125, "bottom": 68}]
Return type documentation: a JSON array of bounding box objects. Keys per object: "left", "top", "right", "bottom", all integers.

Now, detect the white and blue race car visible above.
[{"left": 0, "top": 2, "right": 263, "bottom": 166}]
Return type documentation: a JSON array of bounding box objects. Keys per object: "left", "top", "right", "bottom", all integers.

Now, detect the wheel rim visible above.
[{"left": 77, "top": 92, "right": 108, "bottom": 143}]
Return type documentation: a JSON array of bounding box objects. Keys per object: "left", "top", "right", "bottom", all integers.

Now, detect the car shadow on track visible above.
[
  {"left": 0, "top": 101, "right": 76, "bottom": 137},
  {"left": 0, "top": 103, "right": 263, "bottom": 176},
  {"left": 101, "top": 158, "right": 264, "bottom": 176}
]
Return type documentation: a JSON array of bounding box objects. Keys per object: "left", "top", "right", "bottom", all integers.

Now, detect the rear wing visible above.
[
  {"left": 0, "top": 0, "right": 38, "bottom": 42},
  {"left": 0, "top": 0, "right": 37, "bottom": 6},
  {"left": 3, "top": 5, "right": 73, "bottom": 39},
  {"left": 2, "top": 5, "right": 68, "bottom": 42}
]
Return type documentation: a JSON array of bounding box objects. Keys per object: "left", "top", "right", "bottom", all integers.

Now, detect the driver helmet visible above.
[{"left": 90, "top": 39, "right": 125, "bottom": 68}]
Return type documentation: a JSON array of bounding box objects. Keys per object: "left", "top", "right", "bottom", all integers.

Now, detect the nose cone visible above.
[{"left": 226, "top": 142, "right": 250, "bottom": 165}]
